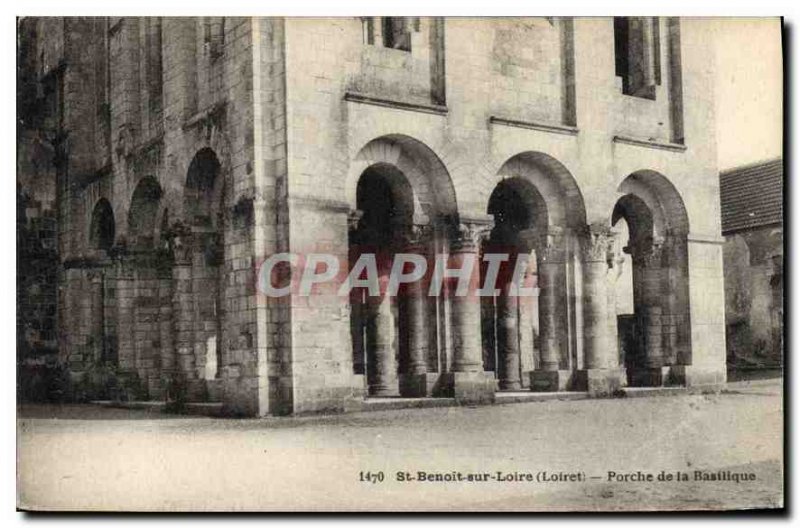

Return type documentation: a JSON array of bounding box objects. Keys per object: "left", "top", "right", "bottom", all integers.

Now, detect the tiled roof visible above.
[{"left": 720, "top": 158, "right": 783, "bottom": 234}]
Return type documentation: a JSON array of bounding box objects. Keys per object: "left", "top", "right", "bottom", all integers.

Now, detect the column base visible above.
[
  {"left": 669, "top": 365, "right": 727, "bottom": 388},
  {"left": 498, "top": 378, "right": 523, "bottom": 391},
  {"left": 529, "top": 369, "right": 575, "bottom": 392},
  {"left": 627, "top": 366, "right": 671, "bottom": 387},
  {"left": 399, "top": 373, "right": 439, "bottom": 397},
  {"left": 369, "top": 385, "right": 400, "bottom": 397},
  {"left": 351, "top": 374, "right": 368, "bottom": 399},
  {"left": 205, "top": 378, "right": 223, "bottom": 402},
  {"left": 575, "top": 368, "right": 627, "bottom": 396},
  {"left": 442, "top": 371, "right": 496, "bottom": 405}
]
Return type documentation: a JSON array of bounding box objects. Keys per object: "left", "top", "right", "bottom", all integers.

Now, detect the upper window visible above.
[
  {"left": 203, "top": 17, "right": 225, "bottom": 60},
  {"left": 382, "top": 17, "right": 412, "bottom": 51},
  {"left": 614, "top": 17, "right": 661, "bottom": 100},
  {"left": 362, "top": 17, "right": 418, "bottom": 52}
]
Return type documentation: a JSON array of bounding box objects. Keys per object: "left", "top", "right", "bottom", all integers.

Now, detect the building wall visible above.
[
  {"left": 723, "top": 226, "right": 783, "bottom": 367},
  {"left": 18, "top": 16, "right": 727, "bottom": 413},
  {"left": 18, "top": 17, "right": 263, "bottom": 403},
  {"left": 278, "top": 17, "right": 724, "bottom": 411}
]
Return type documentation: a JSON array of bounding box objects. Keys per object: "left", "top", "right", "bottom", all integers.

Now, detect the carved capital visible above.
[
  {"left": 401, "top": 223, "right": 433, "bottom": 252},
  {"left": 581, "top": 224, "right": 616, "bottom": 264},
  {"left": 516, "top": 228, "right": 539, "bottom": 252},
  {"left": 453, "top": 221, "right": 493, "bottom": 251},
  {"left": 537, "top": 229, "right": 566, "bottom": 263},
  {"left": 170, "top": 232, "right": 193, "bottom": 266},
  {"left": 347, "top": 209, "right": 364, "bottom": 232}
]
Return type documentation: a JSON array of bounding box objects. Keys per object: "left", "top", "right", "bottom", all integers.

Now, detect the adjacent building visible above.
[{"left": 720, "top": 158, "right": 783, "bottom": 371}]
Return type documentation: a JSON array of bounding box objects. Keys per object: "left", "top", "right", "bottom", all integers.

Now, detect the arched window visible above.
[
  {"left": 128, "top": 177, "right": 162, "bottom": 250},
  {"left": 89, "top": 198, "right": 115, "bottom": 251},
  {"left": 185, "top": 148, "right": 222, "bottom": 229}
]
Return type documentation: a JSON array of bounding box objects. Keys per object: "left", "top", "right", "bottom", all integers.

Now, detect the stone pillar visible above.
[
  {"left": 578, "top": 225, "right": 625, "bottom": 395},
  {"left": 366, "top": 258, "right": 399, "bottom": 397},
  {"left": 112, "top": 251, "right": 149, "bottom": 400},
  {"left": 530, "top": 230, "right": 572, "bottom": 392},
  {"left": 517, "top": 250, "right": 538, "bottom": 389},
  {"left": 347, "top": 210, "right": 367, "bottom": 386},
  {"left": 630, "top": 241, "right": 668, "bottom": 387},
  {"left": 450, "top": 228, "right": 484, "bottom": 373},
  {"left": 89, "top": 270, "right": 105, "bottom": 365},
  {"left": 641, "top": 246, "right": 664, "bottom": 367},
  {"left": 447, "top": 222, "right": 495, "bottom": 403},
  {"left": 400, "top": 227, "right": 433, "bottom": 397},
  {"left": 496, "top": 275, "right": 521, "bottom": 391},
  {"left": 169, "top": 230, "right": 195, "bottom": 401},
  {"left": 158, "top": 266, "right": 175, "bottom": 386},
  {"left": 114, "top": 254, "right": 136, "bottom": 373},
  {"left": 538, "top": 252, "right": 561, "bottom": 371},
  {"left": 661, "top": 238, "right": 681, "bottom": 366}
]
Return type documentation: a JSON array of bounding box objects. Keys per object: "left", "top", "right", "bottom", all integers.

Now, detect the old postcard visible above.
[{"left": 16, "top": 15, "right": 783, "bottom": 512}]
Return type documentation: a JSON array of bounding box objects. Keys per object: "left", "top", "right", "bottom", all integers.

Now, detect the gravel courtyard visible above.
[{"left": 17, "top": 379, "right": 783, "bottom": 512}]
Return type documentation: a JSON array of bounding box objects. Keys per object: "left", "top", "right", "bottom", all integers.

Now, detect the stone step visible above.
[{"left": 89, "top": 400, "right": 224, "bottom": 417}]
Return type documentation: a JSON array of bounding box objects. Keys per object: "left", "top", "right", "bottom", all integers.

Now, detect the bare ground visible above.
[{"left": 17, "top": 379, "right": 783, "bottom": 512}]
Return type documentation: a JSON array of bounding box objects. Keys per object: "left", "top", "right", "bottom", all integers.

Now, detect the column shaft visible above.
[
  {"left": 366, "top": 289, "right": 398, "bottom": 396},
  {"left": 496, "top": 280, "right": 521, "bottom": 390},
  {"left": 446, "top": 223, "right": 495, "bottom": 404},
  {"left": 406, "top": 279, "right": 428, "bottom": 376},
  {"left": 171, "top": 248, "right": 194, "bottom": 385},
  {"left": 450, "top": 240, "right": 483, "bottom": 373},
  {"left": 582, "top": 229, "right": 620, "bottom": 371},
  {"left": 538, "top": 260, "right": 561, "bottom": 371}
]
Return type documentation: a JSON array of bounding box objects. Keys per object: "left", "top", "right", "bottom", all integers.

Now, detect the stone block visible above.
[
  {"left": 399, "top": 372, "right": 439, "bottom": 398},
  {"left": 575, "top": 367, "right": 627, "bottom": 396},
  {"left": 530, "top": 369, "right": 574, "bottom": 392},
  {"left": 292, "top": 385, "right": 358, "bottom": 415},
  {"left": 441, "top": 371, "right": 496, "bottom": 405},
  {"left": 671, "top": 364, "right": 727, "bottom": 388},
  {"left": 221, "top": 365, "right": 259, "bottom": 417},
  {"left": 627, "top": 366, "right": 671, "bottom": 387}
]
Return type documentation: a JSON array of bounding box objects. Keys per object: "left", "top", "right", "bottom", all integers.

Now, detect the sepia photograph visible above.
[{"left": 14, "top": 9, "right": 784, "bottom": 513}]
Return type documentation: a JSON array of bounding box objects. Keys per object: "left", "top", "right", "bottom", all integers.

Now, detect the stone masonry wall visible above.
[
  {"left": 19, "top": 17, "right": 726, "bottom": 412},
  {"left": 277, "top": 17, "right": 724, "bottom": 411}
]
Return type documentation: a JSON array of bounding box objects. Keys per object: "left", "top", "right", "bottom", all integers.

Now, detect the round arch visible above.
[
  {"left": 495, "top": 152, "right": 587, "bottom": 231},
  {"left": 346, "top": 134, "right": 459, "bottom": 227},
  {"left": 89, "top": 198, "right": 116, "bottom": 252},
  {"left": 616, "top": 170, "right": 690, "bottom": 238},
  {"left": 612, "top": 169, "right": 693, "bottom": 379},
  {"left": 185, "top": 148, "right": 224, "bottom": 229},
  {"left": 128, "top": 176, "right": 163, "bottom": 250},
  {"left": 487, "top": 176, "right": 549, "bottom": 234}
]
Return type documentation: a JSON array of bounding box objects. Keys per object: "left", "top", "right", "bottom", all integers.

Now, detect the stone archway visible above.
[
  {"left": 89, "top": 198, "right": 115, "bottom": 252},
  {"left": 483, "top": 177, "right": 545, "bottom": 390},
  {"left": 486, "top": 152, "right": 588, "bottom": 393},
  {"left": 171, "top": 148, "right": 226, "bottom": 401},
  {"left": 347, "top": 135, "right": 460, "bottom": 398},
  {"left": 125, "top": 176, "right": 170, "bottom": 398},
  {"left": 612, "top": 170, "right": 691, "bottom": 386},
  {"left": 128, "top": 177, "right": 162, "bottom": 250},
  {"left": 86, "top": 199, "right": 117, "bottom": 369}
]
